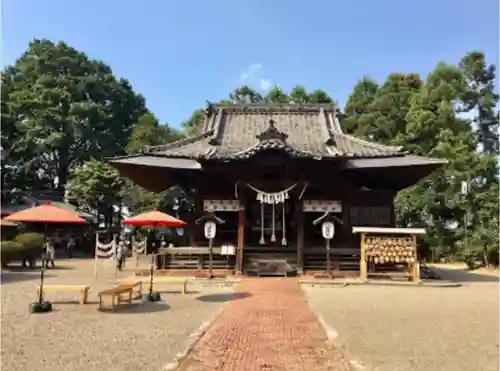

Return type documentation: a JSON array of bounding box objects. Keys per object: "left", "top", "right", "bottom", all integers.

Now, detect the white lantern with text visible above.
[
  {"left": 204, "top": 221, "right": 216, "bottom": 239},
  {"left": 321, "top": 221, "right": 335, "bottom": 240}
]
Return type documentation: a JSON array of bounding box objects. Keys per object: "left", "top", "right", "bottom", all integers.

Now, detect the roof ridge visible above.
[
  {"left": 145, "top": 131, "right": 213, "bottom": 154},
  {"left": 209, "top": 103, "right": 339, "bottom": 113},
  {"left": 336, "top": 133, "right": 402, "bottom": 153}
]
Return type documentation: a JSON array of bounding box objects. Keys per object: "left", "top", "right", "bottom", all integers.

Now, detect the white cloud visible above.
[
  {"left": 240, "top": 63, "right": 262, "bottom": 81},
  {"left": 239, "top": 63, "right": 272, "bottom": 92},
  {"left": 259, "top": 79, "right": 271, "bottom": 92}
]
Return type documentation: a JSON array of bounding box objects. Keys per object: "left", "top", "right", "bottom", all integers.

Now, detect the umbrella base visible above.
[
  {"left": 29, "top": 301, "right": 52, "bottom": 313},
  {"left": 141, "top": 292, "right": 161, "bottom": 302}
]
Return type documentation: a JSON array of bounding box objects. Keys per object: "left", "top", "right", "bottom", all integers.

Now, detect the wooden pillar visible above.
[
  {"left": 360, "top": 232, "right": 368, "bottom": 280},
  {"left": 296, "top": 199, "right": 304, "bottom": 275},
  {"left": 236, "top": 198, "right": 245, "bottom": 274},
  {"left": 411, "top": 234, "right": 420, "bottom": 282},
  {"left": 342, "top": 189, "right": 353, "bottom": 247}
]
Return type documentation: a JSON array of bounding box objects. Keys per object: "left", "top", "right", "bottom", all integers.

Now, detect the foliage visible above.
[
  {"left": 3, "top": 39, "right": 497, "bottom": 265},
  {"left": 1, "top": 39, "right": 146, "bottom": 191},
  {"left": 126, "top": 111, "right": 183, "bottom": 154},
  {"left": 67, "top": 159, "right": 125, "bottom": 227},
  {"left": 345, "top": 54, "right": 499, "bottom": 265},
  {"left": 1, "top": 233, "right": 44, "bottom": 265},
  {"left": 0, "top": 240, "right": 24, "bottom": 255},
  {"left": 14, "top": 232, "right": 45, "bottom": 250}
]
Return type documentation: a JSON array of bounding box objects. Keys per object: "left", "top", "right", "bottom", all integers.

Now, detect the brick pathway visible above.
[{"left": 178, "top": 278, "right": 352, "bottom": 371}]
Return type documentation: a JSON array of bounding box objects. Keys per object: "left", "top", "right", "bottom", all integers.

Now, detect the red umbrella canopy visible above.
[
  {"left": 4, "top": 203, "right": 86, "bottom": 223},
  {"left": 124, "top": 209, "right": 187, "bottom": 227}
]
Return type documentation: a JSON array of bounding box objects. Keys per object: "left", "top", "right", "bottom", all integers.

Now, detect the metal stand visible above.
[
  {"left": 208, "top": 238, "right": 214, "bottom": 279},
  {"left": 149, "top": 253, "right": 155, "bottom": 296},
  {"left": 39, "top": 259, "right": 46, "bottom": 304}
]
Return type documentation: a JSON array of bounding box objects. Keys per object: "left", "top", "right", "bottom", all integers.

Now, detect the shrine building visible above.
[{"left": 108, "top": 103, "right": 445, "bottom": 277}]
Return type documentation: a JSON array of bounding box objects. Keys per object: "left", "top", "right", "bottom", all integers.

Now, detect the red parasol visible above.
[
  {"left": 4, "top": 203, "right": 86, "bottom": 224},
  {"left": 123, "top": 209, "right": 186, "bottom": 227}
]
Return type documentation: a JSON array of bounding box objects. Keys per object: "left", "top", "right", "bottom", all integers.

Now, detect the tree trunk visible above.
[{"left": 57, "top": 145, "right": 70, "bottom": 194}]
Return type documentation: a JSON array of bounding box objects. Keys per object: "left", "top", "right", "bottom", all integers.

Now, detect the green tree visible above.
[
  {"left": 229, "top": 85, "right": 264, "bottom": 104},
  {"left": 343, "top": 76, "right": 379, "bottom": 135},
  {"left": 457, "top": 51, "right": 499, "bottom": 266},
  {"left": 459, "top": 51, "right": 499, "bottom": 155},
  {"left": 344, "top": 74, "right": 421, "bottom": 144},
  {"left": 289, "top": 86, "right": 310, "bottom": 103},
  {"left": 127, "top": 111, "right": 183, "bottom": 154},
  {"left": 181, "top": 109, "right": 205, "bottom": 136},
  {"left": 308, "top": 89, "right": 334, "bottom": 104},
  {"left": 1, "top": 39, "right": 146, "bottom": 191},
  {"left": 67, "top": 159, "right": 125, "bottom": 227}
]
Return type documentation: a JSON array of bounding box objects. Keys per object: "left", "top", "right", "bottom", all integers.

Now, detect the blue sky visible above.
[{"left": 2, "top": 0, "right": 499, "bottom": 128}]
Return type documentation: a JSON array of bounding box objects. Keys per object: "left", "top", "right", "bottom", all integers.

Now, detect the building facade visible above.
[{"left": 109, "top": 104, "right": 445, "bottom": 275}]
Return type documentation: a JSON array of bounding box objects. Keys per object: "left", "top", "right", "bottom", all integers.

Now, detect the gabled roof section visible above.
[{"left": 145, "top": 103, "right": 403, "bottom": 160}]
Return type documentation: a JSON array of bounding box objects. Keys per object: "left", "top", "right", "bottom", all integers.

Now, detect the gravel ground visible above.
[
  {"left": 303, "top": 270, "right": 499, "bottom": 371},
  {"left": 1, "top": 258, "right": 233, "bottom": 371}
]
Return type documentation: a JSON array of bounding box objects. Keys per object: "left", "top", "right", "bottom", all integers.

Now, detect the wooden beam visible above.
[
  {"left": 412, "top": 234, "right": 420, "bottom": 282},
  {"left": 190, "top": 191, "right": 203, "bottom": 247},
  {"left": 341, "top": 185, "right": 353, "bottom": 247},
  {"left": 236, "top": 198, "right": 246, "bottom": 274},
  {"left": 296, "top": 199, "right": 304, "bottom": 275}
]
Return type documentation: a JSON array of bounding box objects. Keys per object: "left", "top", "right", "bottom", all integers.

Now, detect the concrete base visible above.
[{"left": 299, "top": 278, "right": 462, "bottom": 288}]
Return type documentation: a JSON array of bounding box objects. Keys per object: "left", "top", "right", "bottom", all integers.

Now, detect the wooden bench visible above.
[
  {"left": 37, "top": 285, "right": 90, "bottom": 305},
  {"left": 143, "top": 276, "right": 189, "bottom": 295},
  {"left": 98, "top": 286, "right": 133, "bottom": 310},
  {"left": 117, "top": 281, "right": 143, "bottom": 299}
]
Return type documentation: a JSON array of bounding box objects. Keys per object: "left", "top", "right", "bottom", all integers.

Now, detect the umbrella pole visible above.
[
  {"left": 39, "top": 224, "right": 48, "bottom": 304},
  {"left": 94, "top": 233, "right": 99, "bottom": 279},
  {"left": 39, "top": 262, "right": 45, "bottom": 304},
  {"left": 149, "top": 253, "right": 155, "bottom": 295}
]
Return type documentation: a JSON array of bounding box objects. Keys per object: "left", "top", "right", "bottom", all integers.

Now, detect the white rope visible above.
[
  {"left": 281, "top": 202, "right": 287, "bottom": 246},
  {"left": 259, "top": 203, "right": 265, "bottom": 244},
  {"left": 271, "top": 203, "right": 276, "bottom": 242},
  {"left": 247, "top": 183, "right": 296, "bottom": 204}
]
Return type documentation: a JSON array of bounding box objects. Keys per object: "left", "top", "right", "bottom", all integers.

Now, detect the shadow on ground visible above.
[
  {"left": 197, "top": 292, "right": 251, "bottom": 303},
  {"left": 1, "top": 271, "right": 55, "bottom": 284},
  {"left": 97, "top": 302, "right": 170, "bottom": 314},
  {"left": 3, "top": 264, "right": 74, "bottom": 271},
  {"left": 156, "top": 289, "right": 200, "bottom": 295},
  {"left": 432, "top": 267, "right": 499, "bottom": 282}
]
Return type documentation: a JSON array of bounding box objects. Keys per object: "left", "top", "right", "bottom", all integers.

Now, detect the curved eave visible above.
[
  {"left": 343, "top": 155, "right": 448, "bottom": 190},
  {"left": 343, "top": 155, "right": 447, "bottom": 169},
  {"left": 106, "top": 155, "right": 203, "bottom": 192}
]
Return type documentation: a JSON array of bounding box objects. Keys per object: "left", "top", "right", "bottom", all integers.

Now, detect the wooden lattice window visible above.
[{"left": 350, "top": 206, "right": 391, "bottom": 226}]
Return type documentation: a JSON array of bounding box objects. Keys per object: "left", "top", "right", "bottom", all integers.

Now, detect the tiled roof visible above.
[{"left": 145, "top": 104, "right": 403, "bottom": 160}]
